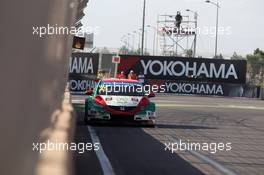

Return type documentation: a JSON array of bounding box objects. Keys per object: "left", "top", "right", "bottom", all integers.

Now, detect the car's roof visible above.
[{"left": 102, "top": 78, "right": 140, "bottom": 83}]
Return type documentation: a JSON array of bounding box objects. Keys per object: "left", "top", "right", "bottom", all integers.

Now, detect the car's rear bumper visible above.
[
  {"left": 87, "top": 108, "right": 156, "bottom": 121},
  {"left": 134, "top": 111, "right": 156, "bottom": 121},
  {"left": 86, "top": 102, "right": 156, "bottom": 121}
]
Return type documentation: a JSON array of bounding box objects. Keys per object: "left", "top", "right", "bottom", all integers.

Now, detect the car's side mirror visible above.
[
  {"left": 148, "top": 92, "right": 156, "bottom": 98},
  {"left": 85, "top": 89, "right": 93, "bottom": 96}
]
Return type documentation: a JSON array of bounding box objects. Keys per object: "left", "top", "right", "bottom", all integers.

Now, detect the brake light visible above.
[
  {"left": 138, "top": 97, "right": 149, "bottom": 106},
  {"left": 94, "top": 95, "right": 106, "bottom": 105}
]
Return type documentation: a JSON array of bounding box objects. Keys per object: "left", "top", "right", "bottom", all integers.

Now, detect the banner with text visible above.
[
  {"left": 68, "top": 53, "right": 99, "bottom": 92},
  {"left": 146, "top": 80, "right": 244, "bottom": 96},
  {"left": 118, "top": 55, "right": 247, "bottom": 84}
]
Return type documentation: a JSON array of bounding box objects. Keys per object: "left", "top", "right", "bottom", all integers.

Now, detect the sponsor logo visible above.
[
  {"left": 69, "top": 57, "right": 94, "bottom": 74},
  {"left": 69, "top": 80, "right": 96, "bottom": 91},
  {"left": 141, "top": 60, "right": 238, "bottom": 80},
  {"left": 165, "top": 82, "right": 224, "bottom": 95}
]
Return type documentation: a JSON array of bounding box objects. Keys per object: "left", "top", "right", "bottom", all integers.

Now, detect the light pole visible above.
[
  {"left": 141, "top": 0, "right": 146, "bottom": 55},
  {"left": 205, "top": 0, "right": 220, "bottom": 58},
  {"left": 127, "top": 33, "right": 134, "bottom": 52},
  {"left": 140, "top": 28, "right": 148, "bottom": 54},
  {"left": 186, "top": 9, "right": 198, "bottom": 57},
  {"left": 145, "top": 30, "right": 148, "bottom": 54},
  {"left": 133, "top": 31, "right": 141, "bottom": 53},
  {"left": 121, "top": 35, "right": 128, "bottom": 54},
  {"left": 131, "top": 33, "right": 135, "bottom": 52},
  {"left": 122, "top": 34, "right": 130, "bottom": 54},
  {"left": 147, "top": 25, "right": 157, "bottom": 56},
  {"left": 127, "top": 33, "right": 131, "bottom": 52}
]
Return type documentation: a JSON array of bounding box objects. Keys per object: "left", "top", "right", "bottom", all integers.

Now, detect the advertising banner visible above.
[
  {"left": 118, "top": 55, "right": 247, "bottom": 84},
  {"left": 147, "top": 80, "right": 244, "bottom": 97},
  {"left": 68, "top": 53, "right": 99, "bottom": 92}
]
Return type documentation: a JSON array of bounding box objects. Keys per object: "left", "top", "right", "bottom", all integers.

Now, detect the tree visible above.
[
  {"left": 128, "top": 48, "right": 141, "bottom": 55},
  {"left": 214, "top": 54, "right": 224, "bottom": 59},
  {"left": 254, "top": 48, "right": 264, "bottom": 56},
  {"left": 143, "top": 50, "right": 150, "bottom": 56},
  {"left": 231, "top": 52, "right": 245, "bottom": 60},
  {"left": 119, "top": 46, "right": 129, "bottom": 54},
  {"left": 246, "top": 48, "right": 264, "bottom": 86},
  {"left": 101, "top": 47, "right": 110, "bottom": 54}
]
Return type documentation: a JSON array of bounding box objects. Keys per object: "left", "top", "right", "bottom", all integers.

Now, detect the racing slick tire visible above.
[
  {"left": 84, "top": 101, "right": 92, "bottom": 124},
  {"left": 142, "top": 120, "right": 156, "bottom": 128}
]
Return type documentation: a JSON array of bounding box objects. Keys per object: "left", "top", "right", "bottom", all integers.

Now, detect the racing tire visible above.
[
  {"left": 142, "top": 120, "right": 156, "bottom": 128},
  {"left": 148, "top": 120, "right": 156, "bottom": 128},
  {"left": 84, "top": 101, "right": 90, "bottom": 125}
]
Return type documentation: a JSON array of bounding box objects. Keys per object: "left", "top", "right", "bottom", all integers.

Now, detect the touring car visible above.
[{"left": 84, "top": 78, "right": 156, "bottom": 125}]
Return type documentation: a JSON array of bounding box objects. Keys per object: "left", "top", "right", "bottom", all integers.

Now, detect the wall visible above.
[{"left": 0, "top": 0, "right": 78, "bottom": 175}]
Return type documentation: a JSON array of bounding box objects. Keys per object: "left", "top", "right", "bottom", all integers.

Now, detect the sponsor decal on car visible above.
[{"left": 101, "top": 96, "right": 142, "bottom": 107}]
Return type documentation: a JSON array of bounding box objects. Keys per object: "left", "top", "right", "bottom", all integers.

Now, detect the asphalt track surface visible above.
[{"left": 72, "top": 95, "right": 264, "bottom": 175}]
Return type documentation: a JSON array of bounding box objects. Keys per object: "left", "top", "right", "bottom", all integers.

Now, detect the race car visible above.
[{"left": 84, "top": 78, "right": 156, "bottom": 125}]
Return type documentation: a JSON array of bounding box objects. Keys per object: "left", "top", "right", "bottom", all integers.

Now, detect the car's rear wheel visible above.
[
  {"left": 141, "top": 120, "right": 155, "bottom": 128},
  {"left": 84, "top": 111, "right": 88, "bottom": 125},
  {"left": 149, "top": 120, "right": 156, "bottom": 127},
  {"left": 84, "top": 115, "right": 89, "bottom": 124},
  {"left": 84, "top": 113, "right": 94, "bottom": 125},
  {"left": 84, "top": 101, "right": 91, "bottom": 124}
]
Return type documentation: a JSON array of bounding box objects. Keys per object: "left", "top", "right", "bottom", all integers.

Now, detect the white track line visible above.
[
  {"left": 87, "top": 126, "right": 116, "bottom": 175},
  {"left": 171, "top": 138, "right": 238, "bottom": 175}
]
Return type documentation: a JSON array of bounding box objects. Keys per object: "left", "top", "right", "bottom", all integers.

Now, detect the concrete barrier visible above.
[
  {"left": 36, "top": 89, "right": 75, "bottom": 175},
  {"left": 0, "top": 0, "right": 79, "bottom": 175}
]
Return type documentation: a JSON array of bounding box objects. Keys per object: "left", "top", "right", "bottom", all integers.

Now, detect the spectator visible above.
[
  {"left": 138, "top": 71, "right": 145, "bottom": 84},
  {"left": 117, "top": 71, "right": 126, "bottom": 79},
  {"left": 128, "top": 70, "right": 137, "bottom": 80}
]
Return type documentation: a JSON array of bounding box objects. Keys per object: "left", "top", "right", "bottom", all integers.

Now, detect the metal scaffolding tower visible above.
[{"left": 157, "top": 13, "right": 197, "bottom": 57}]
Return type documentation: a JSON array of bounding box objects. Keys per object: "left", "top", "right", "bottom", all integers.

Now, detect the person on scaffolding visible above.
[{"left": 175, "top": 11, "right": 182, "bottom": 28}]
